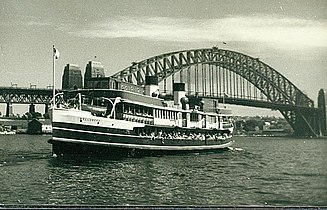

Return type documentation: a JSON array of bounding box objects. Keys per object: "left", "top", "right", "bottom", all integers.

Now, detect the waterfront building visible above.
[
  {"left": 27, "top": 119, "right": 42, "bottom": 134},
  {"left": 41, "top": 124, "right": 52, "bottom": 134}
]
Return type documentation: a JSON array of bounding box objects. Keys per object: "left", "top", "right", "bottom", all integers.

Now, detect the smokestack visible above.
[
  {"left": 173, "top": 83, "right": 186, "bottom": 108},
  {"left": 145, "top": 76, "right": 159, "bottom": 97}
]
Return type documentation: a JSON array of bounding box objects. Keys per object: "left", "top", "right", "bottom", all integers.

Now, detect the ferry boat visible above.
[{"left": 48, "top": 76, "right": 234, "bottom": 157}]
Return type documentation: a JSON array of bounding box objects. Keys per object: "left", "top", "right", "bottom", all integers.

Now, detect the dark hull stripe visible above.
[
  {"left": 53, "top": 127, "right": 230, "bottom": 146},
  {"left": 50, "top": 137, "right": 233, "bottom": 151},
  {"left": 49, "top": 139, "right": 231, "bottom": 158}
]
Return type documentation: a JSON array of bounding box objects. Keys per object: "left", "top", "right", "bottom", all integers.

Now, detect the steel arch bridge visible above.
[{"left": 110, "top": 47, "right": 322, "bottom": 136}]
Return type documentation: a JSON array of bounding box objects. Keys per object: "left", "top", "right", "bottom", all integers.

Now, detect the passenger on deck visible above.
[{"left": 138, "top": 129, "right": 231, "bottom": 141}]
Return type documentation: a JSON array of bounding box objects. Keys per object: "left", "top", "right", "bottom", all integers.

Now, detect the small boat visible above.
[
  {"left": 0, "top": 130, "right": 16, "bottom": 135},
  {"left": 48, "top": 77, "right": 234, "bottom": 157}
]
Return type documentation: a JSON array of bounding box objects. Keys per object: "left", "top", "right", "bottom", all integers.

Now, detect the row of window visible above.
[
  {"left": 153, "top": 109, "right": 179, "bottom": 120},
  {"left": 116, "top": 103, "right": 153, "bottom": 117},
  {"left": 116, "top": 102, "right": 231, "bottom": 123}
]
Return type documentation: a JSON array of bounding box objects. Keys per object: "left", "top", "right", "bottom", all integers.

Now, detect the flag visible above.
[{"left": 53, "top": 46, "right": 60, "bottom": 59}]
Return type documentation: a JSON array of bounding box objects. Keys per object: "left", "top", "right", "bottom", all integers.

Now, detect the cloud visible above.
[
  {"left": 0, "top": 19, "right": 52, "bottom": 27},
  {"left": 69, "top": 15, "right": 327, "bottom": 50},
  {"left": 26, "top": 21, "right": 51, "bottom": 26}
]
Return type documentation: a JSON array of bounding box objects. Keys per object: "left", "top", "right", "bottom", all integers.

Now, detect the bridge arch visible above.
[{"left": 110, "top": 48, "right": 318, "bottom": 136}]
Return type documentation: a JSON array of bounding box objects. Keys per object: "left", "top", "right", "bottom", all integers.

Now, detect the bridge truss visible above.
[
  {"left": 0, "top": 88, "right": 54, "bottom": 104},
  {"left": 111, "top": 48, "right": 321, "bottom": 136}
]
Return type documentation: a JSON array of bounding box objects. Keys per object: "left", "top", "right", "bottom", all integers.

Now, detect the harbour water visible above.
[{"left": 0, "top": 134, "right": 326, "bottom": 206}]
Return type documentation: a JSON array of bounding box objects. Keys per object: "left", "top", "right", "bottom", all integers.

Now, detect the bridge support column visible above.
[
  {"left": 5, "top": 102, "right": 13, "bottom": 117},
  {"left": 44, "top": 104, "right": 49, "bottom": 114},
  {"left": 44, "top": 104, "right": 50, "bottom": 118},
  {"left": 318, "top": 89, "right": 327, "bottom": 136},
  {"left": 29, "top": 103, "right": 35, "bottom": 113}
]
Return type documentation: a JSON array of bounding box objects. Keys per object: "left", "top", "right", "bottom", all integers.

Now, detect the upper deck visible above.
[
  {"left": 67, "top": 89, "right": 164, "bottom": 107},
  {"left": 67, "top": 89, "right": 232, "bottom": 117}
]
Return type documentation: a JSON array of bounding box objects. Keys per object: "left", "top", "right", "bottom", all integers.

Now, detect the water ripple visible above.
[{"left": 0, "top": 135, "right": 326, "bottom": 206}]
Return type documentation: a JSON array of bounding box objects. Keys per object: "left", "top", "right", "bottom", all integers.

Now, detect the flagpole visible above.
[{"left": 52, "top": 45, "right": 55, "bottom": 108}]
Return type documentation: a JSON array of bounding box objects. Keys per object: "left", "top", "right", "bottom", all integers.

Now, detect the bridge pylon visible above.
[
  {"left": 5, "top": 102, "right": 13, "bottom": 118},
  {"left": 318, "top": 89, "right": 327, "bottom": 136}
]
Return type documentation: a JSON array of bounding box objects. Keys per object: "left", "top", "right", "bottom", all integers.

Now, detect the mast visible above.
[
  {"left": 52, "top": 45, "right": 56, "bottom": 108},
  {"left": 52, "top": 45, "right": 60, "bottom": 108}
]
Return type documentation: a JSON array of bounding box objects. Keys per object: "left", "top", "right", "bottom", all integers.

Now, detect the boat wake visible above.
[{"left": 228, "top": 147, "right": 244, "bottom": 151}]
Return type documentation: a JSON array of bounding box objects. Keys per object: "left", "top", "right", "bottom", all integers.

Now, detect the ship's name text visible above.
[{"left": 80, "top": 117, "right": 100, "bottom": 124}]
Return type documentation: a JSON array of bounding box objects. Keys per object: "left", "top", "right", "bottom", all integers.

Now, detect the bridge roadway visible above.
[
  {"left": 162, "top": 93, "right": 320, "bottom": 113},
  {"left": 0, "top": 87, "right": 65, "bottom": 117},
  {"left": 0, "top": 87, "right": 58, "bottom": 104},
  {"left": 0, "top": 87, "right": 319, "bottom": 112}
]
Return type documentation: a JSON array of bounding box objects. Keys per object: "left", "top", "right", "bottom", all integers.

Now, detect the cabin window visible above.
[
  {"left": 208, "top": 116, "right": 216, "bottom": 124},
  {"left": 148, "top": 108, "right": 153, "bottom": 116},
  {"left": 82, "top": 96, "right": 92, "bottom": 105},
  {"left": 124, "top": 104, "right": 128, "bottom": 113},
  {"left": 81, "top": 96, "right": 113, "bottom": 117},
  {"left": 190, "top": 113, "right": 198, "bottom": 122},
  {"left": 182, "top": 112, "right": 187, "bottom": 119},
  {"left": 118, "top": 102, "right": 154, "bottom": 123},
  {"left": 136, "top": 106, "right": 140, "bottom": 115},
  {"left": 115, "top": 103, "right": 123, "bottom": 114}
]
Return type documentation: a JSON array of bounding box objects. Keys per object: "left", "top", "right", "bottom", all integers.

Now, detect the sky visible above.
[{"left": 0, "top": 0, "right": 326, "bottom": 116}]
